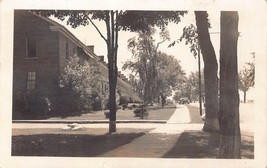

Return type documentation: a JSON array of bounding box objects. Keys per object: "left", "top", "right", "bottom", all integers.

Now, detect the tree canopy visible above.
[
  {"left": 238, "top": 53, "right": 255, "bottom": 103},
  {"left": 32, "top": 10, "right": 187, "bottom": 33},
  {"left": 123, "top": 28, "right": 185, "bottom": 106}
]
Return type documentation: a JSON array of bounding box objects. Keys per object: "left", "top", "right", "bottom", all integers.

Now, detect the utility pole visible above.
[{"left": 198, "top": 46, "right": 202, "bottom": 116}]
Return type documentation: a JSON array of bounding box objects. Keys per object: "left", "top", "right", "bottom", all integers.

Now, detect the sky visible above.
[{"left": 51, "top": 9, "right": 258, "bottom": 78}]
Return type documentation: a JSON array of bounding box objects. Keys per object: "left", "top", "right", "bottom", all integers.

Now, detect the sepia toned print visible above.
[
  {"left": 11, "top": 9, "right": 254, "bottom": 158},
  {"left": 0, "top": 1, "right": 266, "bottom": 168}
]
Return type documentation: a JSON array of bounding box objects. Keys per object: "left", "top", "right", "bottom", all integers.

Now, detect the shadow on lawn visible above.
[
  {"left": 163, "top": 131, "right": 254, "bottom": 159},
  {"left": 12, "top": 133, "right": 145, "bottom": 157}
]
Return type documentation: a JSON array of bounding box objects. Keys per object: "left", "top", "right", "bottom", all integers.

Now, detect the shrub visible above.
[
  {"left": 58, "top": 54, "right": 102, "bottom": 114},
  {"left": 119, "top": 96, "right": 128, "bottom": 106},
  {"left": 133, "top": 106, "right": 148, "bottom": 119},
  {"left": 104, "top": 111, "right": 110, "bottom": 119},
  {"left": 122, "top": 104, "right": 128, "bottom": 110},
  {"left": 13, "top": 90, "right": 51, "bottom": 120},
  {"left": 51, "top": 88, "right": 95, "bottom": 117},
  {"left": 92, "top": 97, "right": 102, "bottom": 111}
]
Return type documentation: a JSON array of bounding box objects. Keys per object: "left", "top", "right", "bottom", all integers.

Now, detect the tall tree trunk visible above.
[
  {"left": 218, "top": 11, "right": 241, "bottom": 158},
  {"left": 160, "top": 93, "right": 166, "bottom": 108},
  {"left": 243, "top": 91, "right": 246, "bottom": 103},
  {"left": 144, "top": 83, "right": 150, "bottom": 105},
  {"left": 105, "top": 10, "right": 118, "bottom": 133},
  {"left": 195, "top": 11, "right": 219, "bottom": 132}
]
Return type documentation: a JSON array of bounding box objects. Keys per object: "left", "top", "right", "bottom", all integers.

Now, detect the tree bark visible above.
[
  {"left": 105, "top": 11, "right": 118, "bottom": 133},
  {"left": 195, "top": 11, "right": 219, "bottom": 132},
  {"left": 160, "top": 93, "right": 166, "bottom": 108},
  {"left": 218, "top": 11, "right": 241, "bottom": 158}
]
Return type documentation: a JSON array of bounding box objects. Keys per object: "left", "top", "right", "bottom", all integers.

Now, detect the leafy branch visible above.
[{"left": 168, "top": 24, "right": 199, "bottom": 58}]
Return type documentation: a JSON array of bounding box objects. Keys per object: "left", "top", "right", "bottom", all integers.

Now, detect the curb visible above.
[{"left": 12, "top": 120, "right": 167, "bottom": 124}]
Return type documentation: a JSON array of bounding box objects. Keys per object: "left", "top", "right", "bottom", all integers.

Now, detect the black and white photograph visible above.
[{"left": 0, "top": 0, "right": 267, "bottom": 168}]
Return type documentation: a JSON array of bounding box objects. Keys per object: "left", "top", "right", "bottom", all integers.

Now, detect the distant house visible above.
[{"left": 13, "top": 10, "right": 140, "bottom": 119}]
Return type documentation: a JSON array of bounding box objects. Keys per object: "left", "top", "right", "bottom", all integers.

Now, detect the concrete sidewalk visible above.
[{"left": 167, "top": 105, "right": 190, "bottom": 124}]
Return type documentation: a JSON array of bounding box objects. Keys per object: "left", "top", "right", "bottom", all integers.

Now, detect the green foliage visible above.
[
  {"left": 13, "top": 90, "right": 51, "bottom": 119},
  {"left": 169, "top": 24, "right": 199, "bottom": 58},
  {"left": 91, "top": 91, "right": 104, "bottom": 111},
  {"left": 133, "top": 106, "right": 148, "bottom": 119},
  {"left": 118, "top": 11, "right": 187, "bottom": 32},
  {"left": 173, "top": 71, "right": 204, "bottom": 102},
  {"left": 32, "top": 10, "right": 187, "bottom": 32},
  {"left": 239, "top": 66, "right": 254, "bottom": 92},
  {"left": 53, "top": 87, "right": 89, "bottom": 116},
  {"left": 238, "top": 52, "right": 255, "bottom": 93},
  {"left": 123, "top": 30, "right": 185, "bottom": 103},
  {"left": 59, "top": 54, "right": 99, "bottom": 92},
  {"left": 58, "top": 54, "right": 103, "bottom": 114},
  {"left": 119, "top": 96, "right": 129, "bottom": 106},
  {"left": 156, "top": 52, "right": 185, "bottom": 92}
]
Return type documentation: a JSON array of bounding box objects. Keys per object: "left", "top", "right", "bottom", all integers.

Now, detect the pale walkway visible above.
[
  {"left": 149, "top": 105, "right": 191, "bottom": 134},
  {"left": 167, "top": 105, "right": 190, "bottom": 124}
]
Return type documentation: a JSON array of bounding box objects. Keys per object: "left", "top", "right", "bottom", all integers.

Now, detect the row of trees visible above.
[
  {"left": 172, "top": 56, "right": 255, "bottom": 104},
  {"left": 123, "top": 28, "right": 185, "bottom": 107},
  {"left": 173, "top": 71, "right": 204, "bottom": 103},
  {"left": 35, "top": 10, "right": 245, "bottom": 158}
]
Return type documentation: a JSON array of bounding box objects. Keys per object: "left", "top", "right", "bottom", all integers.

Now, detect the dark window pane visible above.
[
  {"left": 27, "top": 38, "right": 36, "bottom": 58},
  {"left": 27, "top": 72, "right": 36, "bottom": 90}
]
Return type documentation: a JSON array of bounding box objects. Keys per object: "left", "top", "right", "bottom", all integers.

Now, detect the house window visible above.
[
  {"left": 26, "top": 38, "right": 37, "bottom": 58},
  {"left": 27, "top": 72, "right": 36, "bottom": 90}
]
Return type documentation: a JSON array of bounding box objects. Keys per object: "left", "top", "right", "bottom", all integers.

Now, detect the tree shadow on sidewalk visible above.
[
  {"left": 163, "top": 130, "right": 254, "bottom": 159},
  {"left": 12, "top": 132, "right": 145, "bottom": 157}
]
